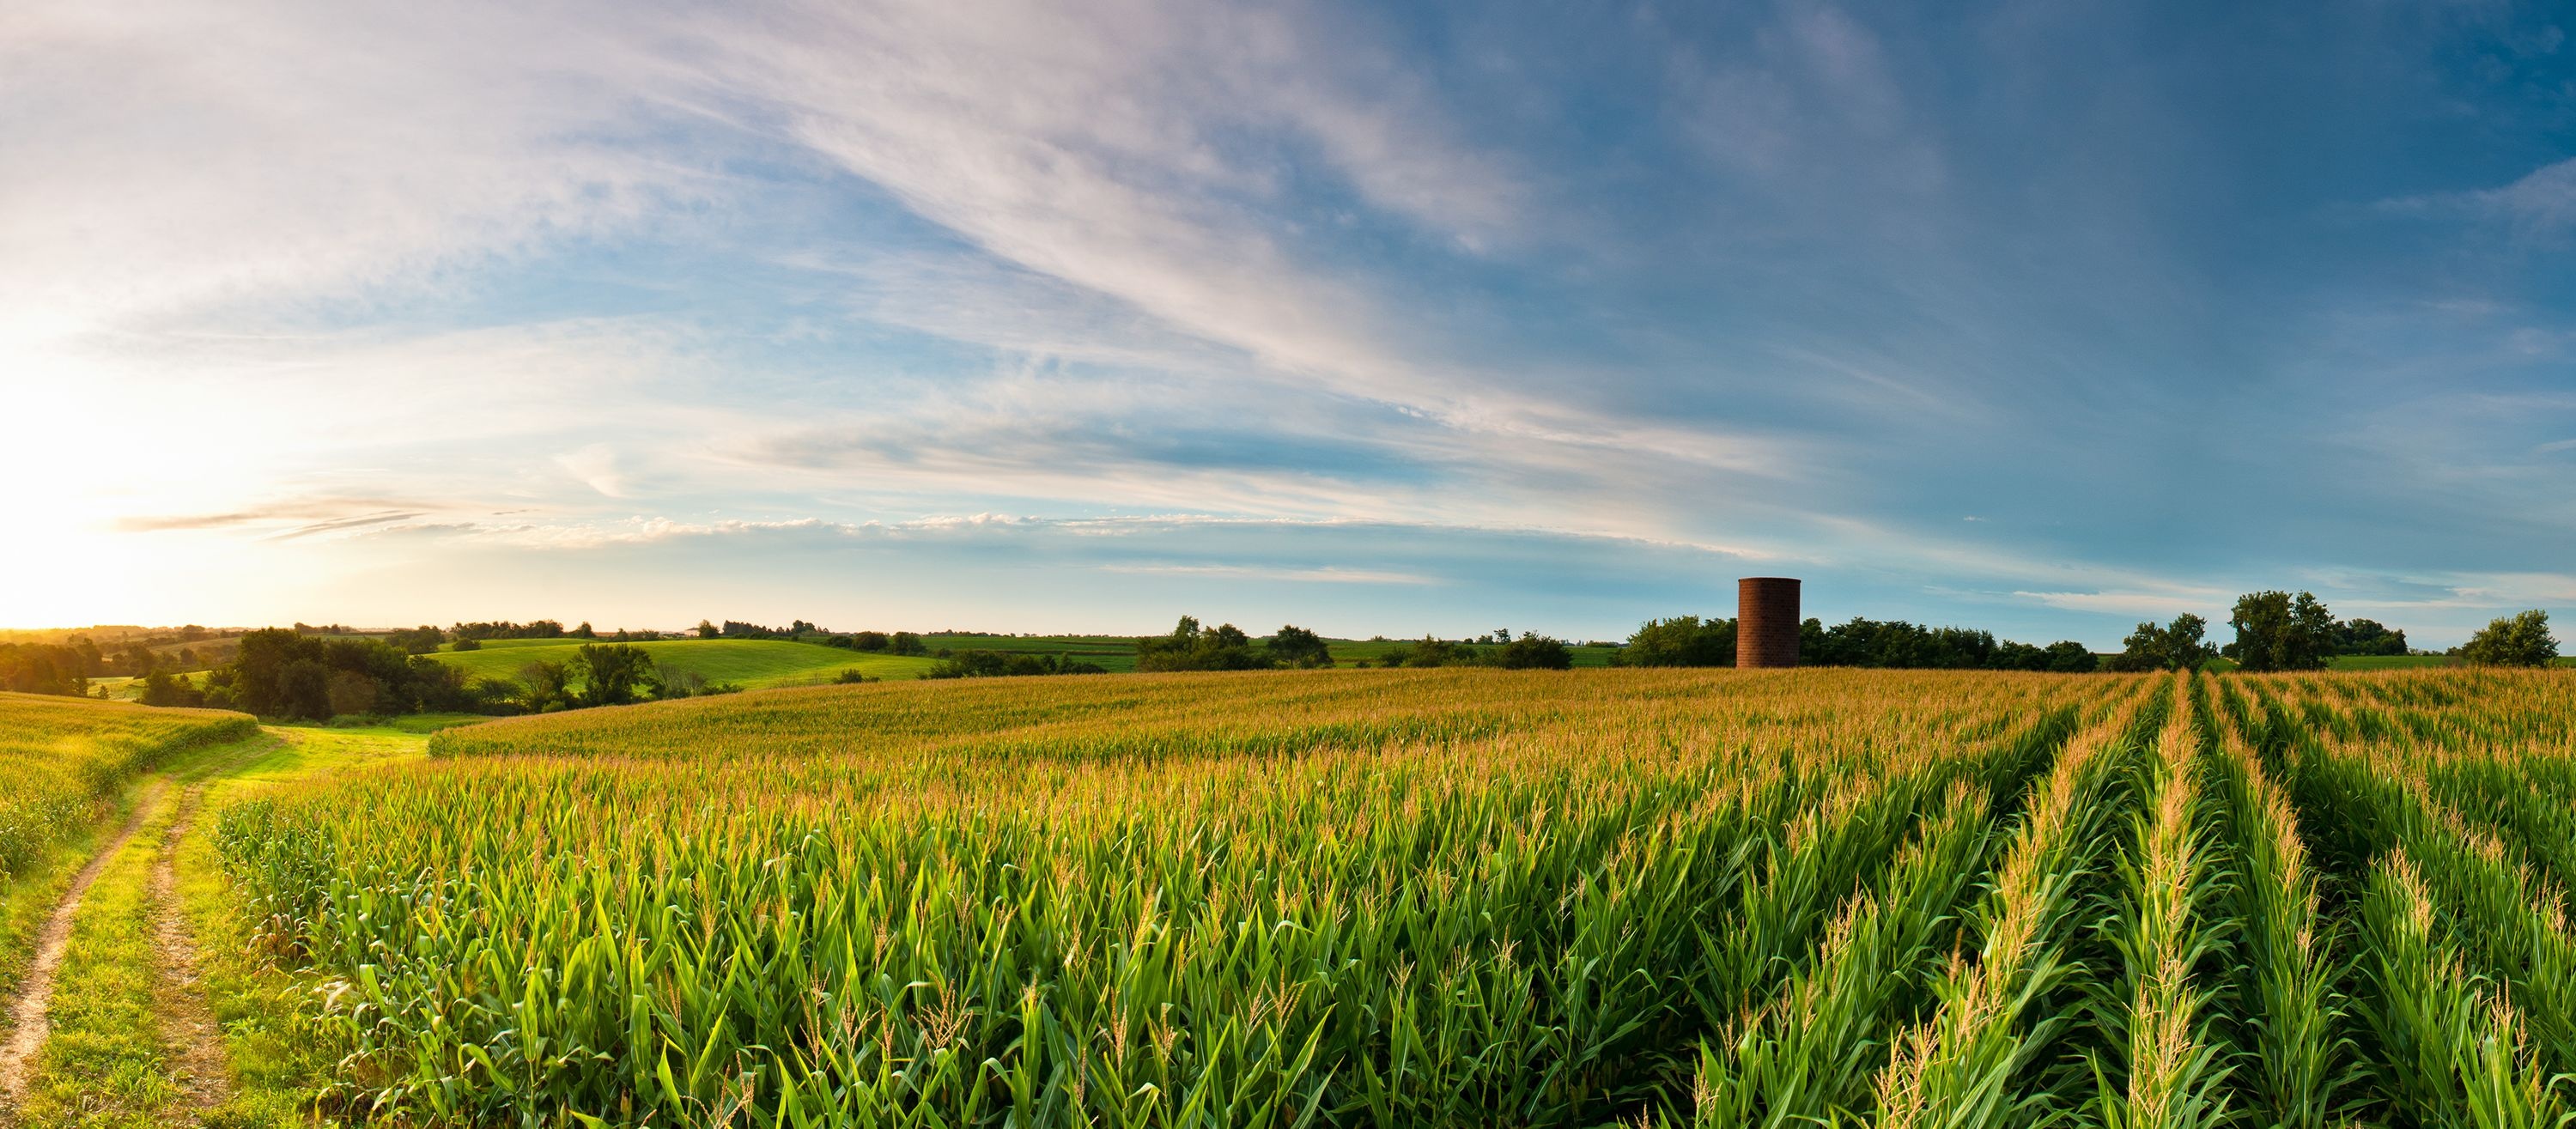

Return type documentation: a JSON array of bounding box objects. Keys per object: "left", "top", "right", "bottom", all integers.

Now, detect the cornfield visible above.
[
  {"left": 209, "top": 666, "right": 2576, "bottom": 1126},
  {"left": 0, "top": 691, "right": 255, "bottom": 882}
]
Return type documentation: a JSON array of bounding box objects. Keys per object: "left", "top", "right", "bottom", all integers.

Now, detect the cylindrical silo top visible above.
[{"left": 1737, "top": 576, "right": 1801, "bottom": 668}]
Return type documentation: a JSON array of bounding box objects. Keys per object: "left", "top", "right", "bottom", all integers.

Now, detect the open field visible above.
[
  {"left": 179, "top": 665, "right": 2576, "bottom": 1126},
  {"left": 428, "top": 637, "right": 940, "bottom": 688},
  {"left": 923, "top": 633, "right": 1625, "bottom": 671},
  {"left": 15, "top": 668, "right": 2576, "bottom": 1124}
]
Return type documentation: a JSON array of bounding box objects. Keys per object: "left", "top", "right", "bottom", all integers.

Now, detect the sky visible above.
[{"left": 7, "top": 0, "right": 2576, "bottom": 648}]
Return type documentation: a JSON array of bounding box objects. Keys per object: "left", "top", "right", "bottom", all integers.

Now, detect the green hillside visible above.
[{"left": 428, "top": 638, "right": 938, "bottom": 689}]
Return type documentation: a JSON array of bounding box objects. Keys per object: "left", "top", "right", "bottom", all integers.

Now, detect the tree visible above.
[
  {"left": 1381, "top": 636, "right": 1470, "bottom": 668},
  {"left": 574, "top": 643, "right": 659, "bottom": 707},
  {"left": 139, "top": 669, "right": 204, "bottom": 707},
  {"left": 1266, "top": 625, "right": 1333, "bottom": 669},
  {"left": 696, "top": 620, "right": 720, "bottom": 640},
  {"left": 2335, "top": 617, "right": 2409, "bottom": 657},
  {"left": 0, "top": 642, "right": 92, "bottom": 695},
  {"left": 849, "top": 631, "right": 890, "bottom": 653},
  {"left": 890, "top": 632, "right": 928, "bottom": 656},
  {"left": 451, "top": 636, "right": 482, "bottom": 652},
  {"left": 2461, "top": 610, "right": 2558, "bottom": 667},
  {"left": 1136, "top": 616, "right": 1272, "bottom": 671},
  {"left": 1613, "top": 616, "right": 1735, "bottom": 667},
  {"left": 570, "top": 621, "right": 598, "bottom": 639},
  {"left": 517, "top": 660, "right": 573, "bottom": 712},
  {"left": 327, "top": 670, "right": 381, "bottom": 718},
  {"left": 2042, "top": 640, "right": 2100, "bottom": 673},
  {"left": 387, "top": 625, "right": 446, "bottom": 655},
  {"left": 1495, "top": 634, "right": 1574, "bottom": 670},
  {"left": 2228, "top": 591, "right": 2336, "bottom": 672},
  {"left": 2105, "top": 614, "right": 2217, "bottom": 672}
]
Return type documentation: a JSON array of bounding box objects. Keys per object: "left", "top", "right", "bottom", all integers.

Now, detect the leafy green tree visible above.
[
  {"left": 2460, "top": 610, "right": 2558, "bottom": 667},
  {"left": 0, "top": 642, "right": 92, "bottom": 695},
  {"left": 2042, "top": 640, "right": 2099, "bottom": 673},
  {"left": 2228, "top": 591, "right": 2336, "bottom": 672},
  {"left": 1136, "top": 616, "right": 1273, "bottom": 671},
  {"left": 2105, "top": 614, "right": 2217, "bottom": 672},
  {"left": 574, "top": 643, "right": 659, "bottom": 707},
  {"left": 849, "top": 631, "right": 890, "bottom": 652},
  {"left": 1613, "top": 616, "right": 1735, "bottom": 667},
  {"left": 387, "top": 625, "right": 446, "bottom": 655},
  {"left": 517, "top": 660, "right": 573, "bottom": 712},
  {"left": 1381, "top": 636, "right": 1472, "bottom": 668},
  {"left": 1265, "top": 625, "right": 1333, "bottom": 669},
  {"left": 1495, "top": 634, "right": 1574, "bottom": 670},
  {"left": 890, "top": 632, "right": 928, "bottom": 656},
  {"left": 138, "top": 669, "right": 204, "bottom": 707},
  {"left": 2335, "top": 617, "right": 2409, "bottom": 657},
  {"left": 696, "top": 620, "right": 720, "bottom": 640}
]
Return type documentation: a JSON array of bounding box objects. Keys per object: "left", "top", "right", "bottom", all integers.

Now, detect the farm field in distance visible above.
[
  {"left": 428, "top": 636, "right": 941, "bottom": 687},
  {"left": 147, "top": 665, "right": 2574, "bottom": 1127},
  {"left": 916, "top": 632, "right": 1625, "bottom": 671}
]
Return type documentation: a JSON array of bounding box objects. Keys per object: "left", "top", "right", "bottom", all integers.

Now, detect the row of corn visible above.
[{"left": 211, "top": 665, "right": 2576, "bottom": 1126}]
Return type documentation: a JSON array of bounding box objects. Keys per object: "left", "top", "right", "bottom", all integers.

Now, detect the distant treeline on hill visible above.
[
  {"left": 1608, "top": 615, "right": 2100, "bottom": 671},
  {"left": 0, "top": 622, "right": 238, "bottom": 694},
  {"left": 137, "top": 628, "right": 745, "bottom": 720}
]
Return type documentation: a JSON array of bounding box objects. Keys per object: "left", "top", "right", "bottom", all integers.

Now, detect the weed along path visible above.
[
  {"left": 0, "top": 727, "right": 372, "bottom": 1128},
  {"left": 0, "top": 780, "right": 166, "bottom": 1110}
]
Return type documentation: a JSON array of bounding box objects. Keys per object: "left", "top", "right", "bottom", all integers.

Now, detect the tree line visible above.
[
  {"left": 1606, "top": 615, "right": 2099, "bottom": 671},
  {"left": 2105, "top": 592, "right": 2554, "bottom": 671},
  {"left": 137, "top": 630, "right": 743, "bottom": 720}
]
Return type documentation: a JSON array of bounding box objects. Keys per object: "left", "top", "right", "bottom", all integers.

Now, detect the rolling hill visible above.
[{"left": 427, "top": 638, "right": 939, "bottom": 689}]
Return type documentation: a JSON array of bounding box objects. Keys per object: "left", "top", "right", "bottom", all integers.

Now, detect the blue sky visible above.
[{"left": 8, "top": 0, "right": 2576, "bottom": 647}]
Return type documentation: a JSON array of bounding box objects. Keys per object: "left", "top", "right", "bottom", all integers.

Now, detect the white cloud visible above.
[{"left": 0, "top": 1, "right": 720, "bottom": 352}]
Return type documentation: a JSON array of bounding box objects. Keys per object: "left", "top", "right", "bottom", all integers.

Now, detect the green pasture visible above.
[{"left": 428, "top": 638, "right": 939, "bottom": 689}]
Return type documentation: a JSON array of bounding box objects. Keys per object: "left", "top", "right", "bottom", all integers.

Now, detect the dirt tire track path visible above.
[
  {"left": 0, "top": 780, "right": 168, "bottom": 1114},
  {"left": 152, "top": 780, "right": 234, "bottom": 1120}
]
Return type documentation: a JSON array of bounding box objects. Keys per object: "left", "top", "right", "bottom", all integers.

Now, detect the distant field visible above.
[
  {"left": 925, "top": 632, "right": 1625, "bottom": 670},
  {"left": 428, "top": 638, "right": 939, "bottom": 688}
]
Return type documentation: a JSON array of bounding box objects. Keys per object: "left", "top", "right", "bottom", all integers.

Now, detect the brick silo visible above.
[{"left": 1736, "top": 577, "right": 1801, "bottom": 668}]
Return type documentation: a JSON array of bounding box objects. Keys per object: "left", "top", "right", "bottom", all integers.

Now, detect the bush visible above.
[
  {"left": 2460, "top": 610, "right": 2558, "bottom": 667},
  {"left": 1136, "top": 617, "right": 1272, "bottom": 672},
  {"left": 1494, "top": 635, "right": 1573, "bottom": 670},
  {"left": 1265, "top": 625, "right": 1334, "bottom": 669},
  {"left": 923, "top": 651, "right": 1109, "bottom": 680},
  {"left": 1613, "top": 616, "right": 1735, "bottom": 667}
]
